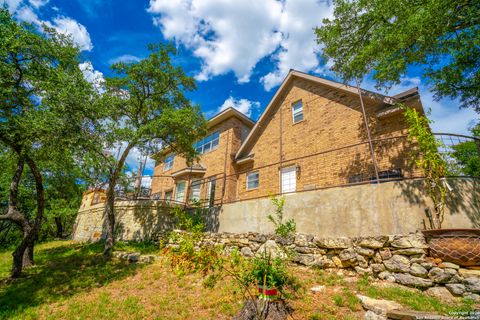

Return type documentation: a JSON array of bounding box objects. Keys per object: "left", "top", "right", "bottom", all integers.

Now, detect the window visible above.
[
  {"left": 164, "top": 190, "right": 173, "bottom": 201},
  {"left": 292, "top": 100, "right": 304, "bottom": 123},
  {"left": 194, "top": 131, "right": 220, "bottom": 154},
  {"left": 246, "top": 171, "right": 259, "bottom": 190},
  {"left": 281, "top": 166, "right": 296, "bottom": 193},
  {"left": 175, "top": 181, "right": 186, "bottom": 202},
  {"left": 164, "top": 154, "right": 174, "bottom": 171},
  {"left": 189, "top": 180, "right": 201, "bottom": 202}
]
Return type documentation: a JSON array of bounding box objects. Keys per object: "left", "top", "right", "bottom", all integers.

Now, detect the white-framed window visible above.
[
  {"left": 195, "top": 131, "right": 220, "bottom": 154},
  {"left": 292, "top": 100, "right": 304, "bottom": 124},
  {"left": 246, "top": 171, "right": 259, "bottom": 190},
  {"left": 189, "top": 180, "right": 201, "bottom": 202},
  {"left": 163, "top": 154, "right": 174, "bottom": 171},
  {"left": 164, "top": 190, "right": 173, "bottom": 201},
  {"left": 281, "top": 166, "right": 296, "bottom": 193},
  {"left": 175, "top": 181, "right": 186, "bottom": 202}
]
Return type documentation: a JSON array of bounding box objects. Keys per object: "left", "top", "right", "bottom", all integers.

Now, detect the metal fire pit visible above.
[{"left": 422, "top": 229, "right": 480, "bottom": 267}]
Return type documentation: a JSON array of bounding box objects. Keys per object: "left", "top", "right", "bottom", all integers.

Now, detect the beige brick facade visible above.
[{"left": 150, "top": 71, "right": 424, "bottom": 205}]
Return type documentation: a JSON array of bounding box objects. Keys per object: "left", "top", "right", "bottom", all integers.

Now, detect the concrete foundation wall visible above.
[{"left": 72, "top": 178, "right": 479, "bottom": 241}]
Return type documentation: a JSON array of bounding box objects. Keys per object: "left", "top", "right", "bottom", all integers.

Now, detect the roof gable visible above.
[{"left": 235, "top": 70, "right": 416, "bottom": 159}]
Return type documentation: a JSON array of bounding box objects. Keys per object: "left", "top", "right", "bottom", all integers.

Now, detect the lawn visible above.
[{"left": 0, "top": 241, "right": 475, "bottom": 320}]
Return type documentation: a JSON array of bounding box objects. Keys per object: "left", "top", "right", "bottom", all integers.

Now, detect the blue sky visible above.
[{"left": 3, "top": 0, "right": 478, "bottom": 182}]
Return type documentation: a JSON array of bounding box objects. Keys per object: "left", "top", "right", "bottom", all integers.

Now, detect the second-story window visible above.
[
  {"left": 164, "top": 154, "right": 174, "bottom": 171},
  {"left": 246, "top": 171, "right": 259, "bottom": 190},
  {"left": 292, "top": 100, "right": 304, "bottom": 124},
  {"left": 195, "top": 131, "right": 220, "bottom": 154}
]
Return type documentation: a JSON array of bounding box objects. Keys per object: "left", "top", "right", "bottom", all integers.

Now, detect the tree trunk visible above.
[
  {"left": 103, "top": 182, "right": 116, "bottom": 257},
  {"left": 102, "top": 143, "right": 135, "bottom": 258},
  {"left": 55, "top": 217, "right": 63, "bottom": 238}
]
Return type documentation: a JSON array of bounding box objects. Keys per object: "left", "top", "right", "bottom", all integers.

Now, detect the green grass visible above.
[
  {"left": 0, "top": 241, "right": 145, "bottom": 320},
  {"left": 113, "top": 240, "right": 160, "bottom": 254},
  {"left": 356, "top": 275, "right": 475, "bottom": 314}
]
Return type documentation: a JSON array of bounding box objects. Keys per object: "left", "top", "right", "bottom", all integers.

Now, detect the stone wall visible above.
[{"left": 170, "top": 231, "right": 480, "bottom": 300}]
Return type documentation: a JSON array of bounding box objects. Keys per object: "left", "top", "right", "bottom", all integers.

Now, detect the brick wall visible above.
[{"left": 235, "top": 78, "right": 422, "bottom": 200}]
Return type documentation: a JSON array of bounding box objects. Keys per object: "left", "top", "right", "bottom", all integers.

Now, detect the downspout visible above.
[
  {"left": 356, "top": 78, "right": 380, "bottom": 184},
  {"left": 279, "top": 104, "right": 283, "bottom": 193},
  {"left": 221, "top": 130, "right": 230, "bottom": 205}
]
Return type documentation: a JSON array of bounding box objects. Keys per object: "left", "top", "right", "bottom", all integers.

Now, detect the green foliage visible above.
[
  {"left": 451, "top": 124, "right": 480, "bottom": 177},
  {"left": 267, "top": 196, "right": 296, "bottom": 238},
  {"left": 404, "top": 107, "right": 447, "bottom": 229},
  {"left": 244, "top": 251, "right": 293, "bottom": 293},
  {"left": 315, "top": 0, "right": 480, "bottom": 111}
]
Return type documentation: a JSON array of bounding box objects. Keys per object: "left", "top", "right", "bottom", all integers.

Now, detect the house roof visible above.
[
  {"left": 235, "top": 70, "right": 418, "bottom": 159},
  {"left": 171, "top": 164, "right": 206, "bottom": 178},
  {"left": 151, "top": 107, "right": 255, "bottom": 160}
]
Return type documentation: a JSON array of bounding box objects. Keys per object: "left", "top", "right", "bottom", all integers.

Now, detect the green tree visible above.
[
  {"left": 451, "top": 124, "right": 480, "bottom": 177},
  {"left": 315, "top": 0, "right": 480, "bottom": 111},
  {"left": 88, "top": 44, "right": 207, "bottom": 257},
  {"left": 0, "top": 9, "right": 95, "bottom": 277}
]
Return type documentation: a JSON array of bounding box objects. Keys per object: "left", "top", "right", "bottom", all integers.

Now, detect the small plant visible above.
[
  {"left": 404, "top": 107, "right": 448, "bottom": 229},
  {"left": 268, "top": 196, "right": 296, "bottom": 238}
]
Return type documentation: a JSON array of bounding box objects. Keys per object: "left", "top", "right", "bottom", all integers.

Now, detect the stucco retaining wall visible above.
[{"left": 72, "top": 178, "right": 479, "bottom": 242}]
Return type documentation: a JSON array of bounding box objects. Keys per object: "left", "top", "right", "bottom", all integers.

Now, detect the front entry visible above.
[{"left": 281, "top": 166, "right": 296, "bottom": 193}]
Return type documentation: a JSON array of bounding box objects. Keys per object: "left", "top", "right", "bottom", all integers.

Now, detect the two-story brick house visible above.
[{"left": 150, "top": 70, "right": 423, "bottom": 206}]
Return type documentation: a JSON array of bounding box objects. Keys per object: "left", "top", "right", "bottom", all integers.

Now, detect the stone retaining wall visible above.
[{"left": 169, "top": 231, "right": 480, "bottom": 300}]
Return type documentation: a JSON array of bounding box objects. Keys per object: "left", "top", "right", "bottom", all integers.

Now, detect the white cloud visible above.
[
  {"left": 15, "top": 5, "right": 39, "bottom": 24},
  {"left": 218, "top": 96, "right": 259, "bottom": 118},
  {"left": 50, "top": 16, "right": 93, "bottom": 51},
  {"left": 148, "top": 0, "right": 283, "bottom": 83},
  {"left": 148, "top": 0, "right": 332, "bottom": 87},
  {"left": 109, "top": 54, "right": 141, "bottom": 64},
  {"left": 6, "top": 1, "right": 93, "bottom": 52},
  {"left": 2, "top": 0, "right": 23, "bottom": 13},
  {"left": 79, "top": 61, "right": 105, "bottom": 91},
  {"left": 261, "top": 0, "right": 333, "bottom": 90},
  {"left": 28, "top": 0, "right": 49, "bottom": 9}
]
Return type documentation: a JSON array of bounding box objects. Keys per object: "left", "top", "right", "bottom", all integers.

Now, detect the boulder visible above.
[
  {"left": 459, "top": 269, "right": 480, "bottom": 279},
  {"left": 378, "top": 271, "right": 395, "bottom": 282},
  {"left": 371, "top": 263, "right": 386, "bottom": 274},
  {"left": 356, "top": 295, "right": 402, "bottom": 316},
  {"left": 356, "top": 247, "right": 375, "bottom": 257},
  {"left": 313, "top": 256, "right": 336, "bottom": 268},
  {"left": 383, "top": 255, "right": 410, "bottom": 273},
  {"left": 339, "top": 248, "right": 357, "bottom": 262},
  {"left": 409, "top": 263, "right": 428, "bottom": 278},
  {"left": 256, "top": 240, "right": 287, "bottom": 259},
  {"left": 425, "top": 287, "right": 457, "bottom": 303},
  {"left": 390, "top": 234, "right": 428, "bottom": 249},
  {"left": 364, "top": 310, "right": 386, "bottom": 320},
  {"left": 127, "top": 252, "right": 141, "bottom": 263},
  {"left": 315, "top": 237, "right": 352, "bottom": 249},
  {"left": 393, "top": 273, "right": 433, "bottom": 288},
  {"left": 463, "top": 278, "right": 480, "bottom": 293},
  {"left": 139, "top": 255, "right": 155, "bottom": 263},
  {"left": 445, "top": 283, "right": 466, "bottom": 296},
  {"left": 293, "top": 253, "right": 315, "bottom": 266},
  {"left": 463, "top": 293, "right": 480, "bottom": 302},
  {"left": 310, "top": 285, "right": 326, "bottom": 293},
  {"left": 379, "top": 248, "right": 392, "bottom": 261},
  {"left": 391, "top": 248, "right": 426, "bottom": 256},
  {"left": 294, "top": 233, "right": 313, "bottom": 247},
  {"left": 355, "top": 266, "right": 373, "bottom": 276},
  {"left": 357, "top": 254, "right": 369, "bottom": 268},
  {"left": 438, "top": 262, "right": 459, "bottom": 269},
  {"left": 428, "top": 267, "right": 457, "bottom": 283},
  {"left": 295, "top": 246, "right": 326, "bottom": 254},
  {"left": 241, "top": 246, "right": 254, "bottom": 257},
  {"left": 357, "top": 236, "right": 388, "bottom": 249}
]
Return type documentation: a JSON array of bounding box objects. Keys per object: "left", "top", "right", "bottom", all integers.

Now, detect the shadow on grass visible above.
[{"left": 0, "top": 241, "right": 146, "bottom": 320}]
